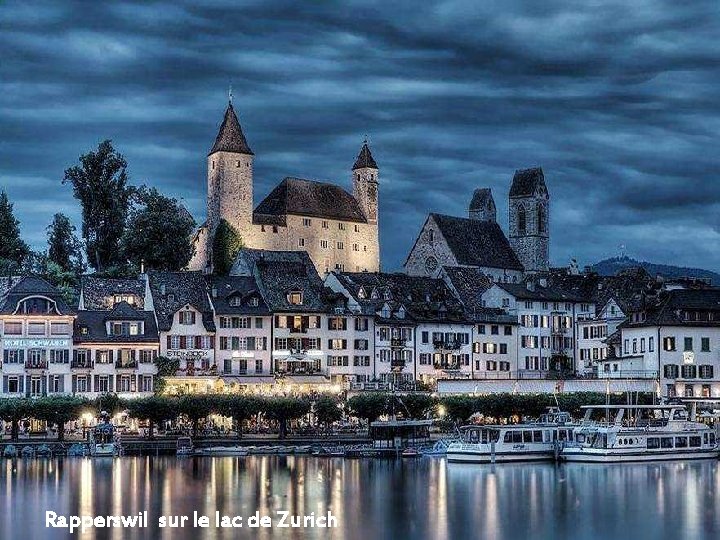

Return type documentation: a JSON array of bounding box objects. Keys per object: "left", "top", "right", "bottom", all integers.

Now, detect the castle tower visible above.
[
  {"left": 352, "top": 140, "right": 379, "bottom": 225},
  {"left": 207, "top": 102, "right": 254, "bottom": 237},
  {"left": 468, "top": 188, "right": 496, "bottom": 222},
  {"left": 508, "top": 167, "right": 549, "bottom": 273}
]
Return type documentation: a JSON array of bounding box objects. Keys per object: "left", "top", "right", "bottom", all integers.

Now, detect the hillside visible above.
[{"left": 591, "top": 256, "right": 720, "bottom": 285}]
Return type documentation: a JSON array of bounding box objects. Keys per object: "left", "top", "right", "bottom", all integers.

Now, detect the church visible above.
[
  {"left": 404, "top": 167, "right": 550, "bottom": 280},
  {"left": 188, "top": 102, "right": 381, "bottom": 274}
]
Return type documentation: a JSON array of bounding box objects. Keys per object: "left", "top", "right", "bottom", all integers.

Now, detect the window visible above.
[
  {"left": 337, "top": 241, "right": 344, "bottom": 250},
  {"left": 699, "top": 365, "right": 714, "bottom": 379},
  {"left": 179, "top": 311, "right": 196, "bottom": 325},
  {"left": 701, "top": 337, "right": 710, "bottom": 352},
  {"left": 140, "top": 350, "right": 155, "bottom": 363},
  {"left": 517, "top": 205, "right": 526, "bottom": 235},
  {"left": 338, "top": 222, "right": 345, "bottom": 230},
  {"left": 491, "top": 325, "right": 499, "bottom": 335},
  {"left": 303, "top": 218, "right": 311, "bottom": 227},
  {"left": 50, "top": 322, "right": 70, "bottom": 335},
  {"left": 663, "top": 337, "right": 676, "bottom": 351},
  {"left": 355, "top": 318, "right": 369, "bottom": 331},
  {"left": 298, "top": 238, "right": 305, "bottom": 247},
  {"left": 320, "top": 239, "right": 329, "bottom": 249},
  {"left": 4, "top": 321, "right": 22, "bottom": 335},
  {"left": 50, "top": 350, "right": 69, "bottom": 364},
  {"left": 287, "top": 291, "right": 303, "bottom": 305},
  {"left": 353, "top": 243, "right": 359, "bottom": 252},
  {"left": 28, "top": 322, "right": 46, "bottom": 336},
  {"left": 681, "top": 365, "right": 697, "bottom": 379},
  {"left": 684, "top": 337, "right": 693, "bottom": 352},
  {"left": 328, "top": 317, "right": 347, "bottom": 331},
  {"left": 322, "top": 220, "right": 328, "bottom": 229},
  {"left": 504, "top": 326, "right": 512, "bottom": 336},
  {"left": 663, "top": 364, "right": 679, "bottom": 379},
  {"left": 649, "top": 337, "right": 654, "bottom": 352}
]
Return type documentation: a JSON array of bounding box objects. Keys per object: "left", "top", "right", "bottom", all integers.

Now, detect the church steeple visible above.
[
  {"left": 352, "top": 139, "right": 379, "bottom": 226},
  {"left": 209, "top": 103, "right": 253, "bottom": 156}
]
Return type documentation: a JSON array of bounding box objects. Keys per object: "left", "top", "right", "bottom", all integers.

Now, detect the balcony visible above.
[
  {"left": 390, "top": 338, "right": 409, "bottom": 349},
  {"left": 115, "top": 360, "right": 139, "bottom": 370},
  {"left": 288, "top": 326, "right": 309, "bottom": 335},
  {"left": 71, "top": 359, "right": 94, "bottom": 369},
  {"left": 433, "top": 340, "right": 461, "bottom": 351},
  {"left": 433, "top": 361, "right": 462, "bottom": 372},
  {"left": 25, "top": 360, "right": 48, "bottom": 370}
]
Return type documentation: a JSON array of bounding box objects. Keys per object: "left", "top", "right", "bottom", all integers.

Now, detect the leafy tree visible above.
[
  {"left": 93, "top": 393, "right": 126, "bottom": 417},
  {"left": 127, "top": 396, "right": 176, "bottom": 439},
  {"left": 263, "top": 397, "right": 311, "bottom": 439},
  {"left": 439, "top": 395, "right": 474, "bottom": 423},
  {"left": 314, "top": 395, "right": 343, "bottom": 430},
  {"left": 46, "top": 213, "right": 84, "bottom": 274},
  {"left": 0, "top": 398, "right": 32, "bottom": 441},
  {"left": 347, "top": 393, "right": 389, "bottom": 430},
  {"left": 397, "top": 393, "right": 434, "bottom": 420},
  {"left": 0, "top": 190, "right": 30, "bottom": 267},
  {"left": 153, "top": 356, "right": 180, "bottom": 395},
  {"left": 62, "top": 140, "right": 134, "bottom": 271},
  {"left": 217, "top": 395, "right": 261, "bottom": 439},
  {"left": 122, "top": 187, "right": 196, "bottom": 271},
  {"left": 211, "top": 219, "right": 243, "bottom": 275},
  {"left": 177, "top": 395, "right": 214, "bottom": 438},
  {"left": 32, "top": 396, "right": 88, "bottom": 441}
]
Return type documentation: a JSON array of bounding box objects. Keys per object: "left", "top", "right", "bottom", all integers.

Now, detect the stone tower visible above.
[
  {"left": 508, "top": 167, "right": 549, "bottom": 273},
  {"left": 468, "top": 188, "right": 496, "bottom": 222},
  {"left": 352, "top": 140, "right": 379, "bottom": 225},
  {"left": 207, "top": 102, "right": 254, "bottom": 237}
]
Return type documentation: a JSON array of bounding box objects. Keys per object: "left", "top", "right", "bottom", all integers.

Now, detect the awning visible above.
[{"left": 221, "top": 376, "right": 276, "bottom": 385}]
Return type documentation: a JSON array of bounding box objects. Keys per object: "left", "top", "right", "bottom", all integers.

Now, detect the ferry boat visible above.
[
  {"left": 560, "top": 404, "right": 719, "bottom": 463},
  {"left": 447, "top": 408, "right": 577, "bottom": 463},
  {"left": 195, "top": 446, "right": 248, "bottom": 457}
]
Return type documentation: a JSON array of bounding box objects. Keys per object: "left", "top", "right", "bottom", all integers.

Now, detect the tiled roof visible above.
[
  {"left": 469, "top": 188, "right": 493, "bottom": 211},
  {"left": 352, "top": 142, "right": 378, "bottom": 170},
  {"left": 209, "top": 103, "right": 253, "bottom": 156},
  {"left": 80, "top": 276, "right": 145, "bottom": 310},
  {"left": 622, "top": 288, "right": 720, "bottom": 328},
  {"left": 509, "top": 167, "right": 546, "bottom": 198},
  {"left": 333, "top": 272, "right": 466, "bottom": 322},
  {"left": 254, "top": 177, "right": 367, "bottom": 223},
  {"left": 430, "top": 213, "right": 524, "bottom": 271},
  {"left": 253, "top": 257, "right": 329, "bottom": 313},
  {"left": 148, "top": 271, "right": 215, "bottom": 332},
  {"left": 209, "top": 275, "right": 271, "bottom": 315},
  {"left": 497, "top": 282, "right": 588, "bottom": 302},
  {"left": 74, "top": 308, "right": 159, "bottom": 343},
  {"left": 0, "top": 276, "right": 74, "bottom": 315}
]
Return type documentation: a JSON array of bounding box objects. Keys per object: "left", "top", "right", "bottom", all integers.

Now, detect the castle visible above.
[
  {"left": 188, "top": 102, "right": 381, "bottom": 274},
  {"left": 404, "top": 167, "right": 550, "bottom": 279}
]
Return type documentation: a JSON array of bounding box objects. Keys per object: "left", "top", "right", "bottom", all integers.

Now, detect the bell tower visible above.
[
  {"left": 508, "top": 167, "right": 549, "bottom": 273},
  {"left": 352, "top": 139, "right": 379, "bottom": 225}
]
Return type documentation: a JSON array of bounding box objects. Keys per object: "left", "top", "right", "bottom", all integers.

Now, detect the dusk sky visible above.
[{"left": 1, "top": 0, "right": 719, "bottom": 271}]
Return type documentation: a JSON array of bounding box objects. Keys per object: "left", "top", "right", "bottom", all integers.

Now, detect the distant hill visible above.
[{"left": 591, "top": 256, "right": 720, "bottom": 285}]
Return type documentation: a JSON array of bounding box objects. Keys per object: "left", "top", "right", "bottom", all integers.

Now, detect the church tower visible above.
[
  {"left": 207, "top": 101, "right": 254, "bottom": 237},
  {"left": 508, "top": 167, "right": 549, "bottom": 273},
  {"left": 352, "top": 140, "right": 379, "bottom": 225},
  {"left": 468, "top": 188, "right": 496, "bottom": 222}
]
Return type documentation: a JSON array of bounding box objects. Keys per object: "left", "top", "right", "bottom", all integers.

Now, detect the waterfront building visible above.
[
  {"left": 0, "top": 277, "right": 75, "bottom": 397},
  {"left": 147, "top": 272, "right": 217, "bottom": 394},
  {"left": 188, "top": 102, "right": 380, "bottom": 275},
  {"left": 606, "top": 287, "right": 720, "bottom": 398}
]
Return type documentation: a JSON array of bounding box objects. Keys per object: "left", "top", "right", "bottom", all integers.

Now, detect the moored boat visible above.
[
  {"left": 176, "top": 437, "right": 194, "bottom": 456},
  {"left": 560, "top": 404, "right": 719, "bottom": 463},
  {"left": 195, "top": 446, "right": 248, "bottom": 457},
  {"left": 447, "top": 407, "right": 577, "bottom": 463}
]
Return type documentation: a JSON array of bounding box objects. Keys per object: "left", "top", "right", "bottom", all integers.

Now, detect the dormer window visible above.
[
  {"left": 396, "top": 306, "right": 406, "bottom": 319},
  {"left": 380, "top": 305, "right": 391, "bottom": 319},
  {"left": 248, "top": 296, "right": 259, "bottom": 307},
  {"left": 383, "top": 289, "right": 392, "bottom": 301},
  {"left": 357, "top": 287, "right": 366, "bottom": 299},
  {"left": 287, "top": 291, "right": 303, "bottom": 306},
  {"left": 370, "top": 288, "right": 379, "bottom": 300},
  {"left": 113, "top": 294, "right": 135, "bottom": 306},
  {"left": 179, "top": 310, "right": 196, "bottom": 325},
  {"left": 80, "top": 326, "right": 89, "bottom": 336},
  {"left": 228, "top": 296, "right": 242, "bottom": 307},
  {"left": 110, "top": 322, "right": 142, "bottom": 336}
]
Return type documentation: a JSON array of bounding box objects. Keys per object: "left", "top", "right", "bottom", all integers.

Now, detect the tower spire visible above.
[{"left": 352, "top": 137, "right": 378, "bottom": 170}]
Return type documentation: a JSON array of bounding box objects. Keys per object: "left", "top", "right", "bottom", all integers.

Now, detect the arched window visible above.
[
  {"left": 517, "top": 206, "right": 526, "bottom": 235},
  {"left": 538, "top": 206, "right": 546, "bottom": 234}
]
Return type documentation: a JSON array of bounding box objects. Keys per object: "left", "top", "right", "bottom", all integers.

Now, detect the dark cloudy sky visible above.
[{"left": 2, "top": 0, "right": 719, "bottom": 271}]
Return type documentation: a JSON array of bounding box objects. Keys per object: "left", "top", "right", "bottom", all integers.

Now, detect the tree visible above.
[
  {"left": 347, "top": 393, "right": 389, "bottom": 430},
  {"left": 32, "top": 396, "right": 88, "bottom": 441},
  {"left": 217, "top": 395, "right": 261, "bottom": 439},
  {"left": 93, "top": 393, "right": 126, "bottom": 417},
  {"left": 211, "top": 219, "right": 243, "bottom": 275},
  {"left": 314, "top": 395, "right": 343, "bottom": 431},
  {"left": 0, "top": 398, "right": 32, "bottom": 441},
  {"left": 0, "top": 190, "right": 30, "bottom": 267},
  {"left": 439, "top": 395, "right": 474, "bottom": 424},
  {"left": 177, "top": 395, "right": 214, "bottom": 438},
  {"left": 263, "top": 397, "right": 311, "bottom": 439},
  {"left": 46, "top": 213, "right": 84, "bottom": 274},
  {"left": 153, "top": 356, "right": 180, "bottom": 395},
  {"left": 398, "top": 393, "right": 434, "bottom": 420},
  {"left": 62, "top": 140, "right": 134, "bottom": 271},
  {"left": 121, "top": 187, "right": 196, "bottom": 271},
  {"left": 127, "top": 396, "right": 176, "bottom": 439}
]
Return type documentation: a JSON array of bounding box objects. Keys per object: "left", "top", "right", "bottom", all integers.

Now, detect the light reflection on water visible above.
[{"left": 0, "top": 457, "right": 718, "bottom": 540}]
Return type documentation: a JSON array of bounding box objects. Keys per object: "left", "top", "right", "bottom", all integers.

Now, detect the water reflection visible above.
[{"left": 0, "top": 457, "right": 718, "bottom": 540}]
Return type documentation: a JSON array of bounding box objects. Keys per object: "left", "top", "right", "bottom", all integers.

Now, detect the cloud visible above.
[{"left": 1, "top": 0, "right": 719, "bottom": 271}]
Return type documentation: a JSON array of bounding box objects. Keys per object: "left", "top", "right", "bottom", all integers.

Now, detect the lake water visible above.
[{"left": 0, "top": 456, "right": 718, "bottom": 540}]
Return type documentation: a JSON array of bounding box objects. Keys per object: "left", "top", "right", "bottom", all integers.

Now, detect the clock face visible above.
[{"left": 425, "top": 256, "right": 438, "bottom": 274}]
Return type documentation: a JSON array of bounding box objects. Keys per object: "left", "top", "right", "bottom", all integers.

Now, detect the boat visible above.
[
  {"left": 67, "top": 443, "right": 88, "bottom": 457},
  {"left": 560, "top": 404, "right": 720, "bottom": 463},
  {"left": 401, "top": 448, "right": 420, "bottom": 458},
  {"left": 176, "top": 437, "right": 194, "bottom": 456},
  {"left": 3, "top": 445, "right": 18, "bottom": 458},
  {"left": 328, "top": 447, "right": 346, "bottom": 457},
  {"left": 36, "top": 444, "right": 52, "bottom": 458},
  {"left": 21, "top": 446, "right": 35, "bottom": 458},
  {"left": 420, "top": 439, "right": 456, "bottom": 456},
  {"left": 195, "top": 446, "right": 248, "bottom": 457},
  {"left": 90, "top": 421, "right": 116, "bottom": 457},
  {"left": 447, "top": 407, "right": 578, "bottom": 463}
]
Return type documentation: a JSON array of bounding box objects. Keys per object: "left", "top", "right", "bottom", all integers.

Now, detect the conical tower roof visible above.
[
  {"left": 352, "top": 141, "right": 378, "bottom": 170},
  {"left": 209, "top": 103, "right": 253, "bottom": 156}
]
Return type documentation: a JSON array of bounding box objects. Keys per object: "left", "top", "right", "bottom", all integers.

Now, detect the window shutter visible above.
[
  {"left": 131, "top": 375, "right": 137, "bottom": 393},
  {"left": 131, "top": 350, "right": 136, "bottom": 361},
  {"left": 263, "top": 337, "right": 267, "bottom": 351},
  {"left": 109, "top": 350, "right": 114, "bottom": 362},
  {"left": 20, "top": 376, "right": 26, "bottom": 394},
  {"left": 109, "top": 375, "right": 114, "bottom": 393},
  {"left": 2, "top": 376, "right": 7, "bottom": 393},
  {"left": 94, "top": 375, "right": 99, "bottom": 393},
  {"left": 153, "top": 349, "right": 158, "bottom": 359},
  {"left": 72, "top": 375, "right": 77, "bottom": 393},
  {"left": 19, "top": 350, "right": 25, "bottom": 361},
  {"left": 191, "top": 312, "right": 196, "bottom": 324},
  {"left": 209, "top": 336, "right": 215, "bottom": 348},
  {"left": 167, "top": 335, "right": 171, "bottom": 349},
  {"left": 41, "top": 376, "right": 47, "bottom": 396},
  {"left": 58, "top": 376, "right": 65, "bottom": 393},
  {"left": 195, "top": 336, "right": 202, "bottom": 349}
]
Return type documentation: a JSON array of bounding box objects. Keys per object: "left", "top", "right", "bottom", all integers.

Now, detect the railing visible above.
[
  {"left": 390, "top": 338, "right": 409, "bottom": 349},
  {"left": 25, "top": 360, "right": 48, "bottom": 369},
  {"left": 433, "top": 340, "right": 461, "bottom": 351},
  {"left": 71, "top": 360, "right": 94, "bottom": 369},
  {"left": 288, "top": 326, "right": 308, "bottom": 334},
  {"left": 116, "top": 360, "right": 139, "bottom": 369},
  {"left": 469, "top": 370, "right": 659, "bottom": 381},
  {"left": 598, "top": 370, "right": 659, "bottom": 380}
]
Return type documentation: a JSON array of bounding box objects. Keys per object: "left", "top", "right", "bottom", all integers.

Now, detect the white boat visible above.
[
  {"left": 195, "top": 446, "right": 249, "bottom": 457},
  {"left": 561, "top": 404, "right": 719, "bottom": 463},
  {"left": 90, "top": 422, "right": 116, "bottom": 457},
  {"left": 176, "top": 437, "right": 194, "bottom": 456},
  {"left": 447, "top": 408, "right": 577, "bottom": 463}
]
